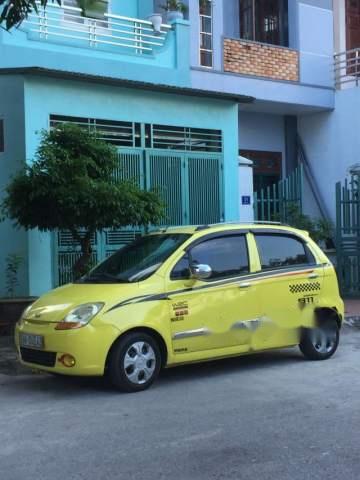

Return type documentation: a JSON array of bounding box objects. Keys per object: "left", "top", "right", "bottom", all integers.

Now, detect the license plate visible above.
[{"left": 20, "top": 333, "right": 44, "bottom": 349}]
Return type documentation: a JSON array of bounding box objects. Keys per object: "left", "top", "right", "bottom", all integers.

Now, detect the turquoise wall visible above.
[
  {"left": 0, "top": 9, "right": 191, "bottom": 88},
  {"left": 110, "top": 0, "right": 154, "bottom": 19},
  {"left": 0, "top": 76, "right": 28, "bottom": 297},
  {"left": 21, "top": 75, "right": 238, "bottom": 295},
  {"left": 110, "top": 0, "right": 138, "bottom": 17}
]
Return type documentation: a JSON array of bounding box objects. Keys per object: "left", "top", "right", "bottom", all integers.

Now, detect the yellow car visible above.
[{"left": 15, "top": 223, "right": 344, "bottom": 392}]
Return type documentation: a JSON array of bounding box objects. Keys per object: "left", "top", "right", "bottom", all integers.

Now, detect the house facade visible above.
[
  {"left": 299, "top": 0, "right": 360, "bottom": 221},
  {"left": 0, "top": 0, "right": 335, "bottom": 296}
]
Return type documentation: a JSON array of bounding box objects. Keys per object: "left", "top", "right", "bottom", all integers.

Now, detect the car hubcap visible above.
[
  {"left": 311, "top": 324, "right": 337, "bottom": 354},
  {"left": 123, "top": 341, "right": 156, "bottom": 385}
]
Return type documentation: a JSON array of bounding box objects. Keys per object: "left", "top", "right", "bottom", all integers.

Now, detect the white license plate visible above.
[{"left": 20, "top": 333, "right": 44, "bottom": 349}]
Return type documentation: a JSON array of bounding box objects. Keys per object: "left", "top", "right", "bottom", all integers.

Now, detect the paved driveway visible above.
[{"left": 1, "top": 327, "right": 360, "bottom": 480}]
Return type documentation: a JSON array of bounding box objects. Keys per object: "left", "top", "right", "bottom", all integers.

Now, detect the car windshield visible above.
[{"left": 81, "top": 233, "right": 191, "bottom": 283}]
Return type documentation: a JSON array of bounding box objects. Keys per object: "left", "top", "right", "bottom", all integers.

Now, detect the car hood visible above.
[{"left": 24, "top": 282, "right": 143, "bottom": 323}]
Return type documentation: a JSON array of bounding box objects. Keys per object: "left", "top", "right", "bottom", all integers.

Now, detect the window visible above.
[
  {"left": 346, "top": 0, "right": 360, "bottom": 50},
  {"left": 239, "top": 0, "right": 288, "bottom": 47},
  {"left": 255, "top": 234, "right": 314, "bottom": 270},
  {"left": 199, "top": 0, "right": 213, "bottom": 67},
  {"left": 50, "top": 115, "right": 141, "bottom": 147},
  {"left": 50, "top": 115, "right": 223, "bottom": 153},
  {"left": 146, "top": 124, "right": 222, "bottom": 153},
  {"left": 239, "top": 0, "right": 254, "bottom": 41},
  {"left": 82, "top": 234, "right": 190, "bottom": 284},
  {"left": 0, "top": 120, "right": 4, "bottom": 153},
  {"left": 171, "top": 253, "right": 191, "bottom": 280},
  {"left": 171, "top": 235, "right": 249, "bottom": 281}
]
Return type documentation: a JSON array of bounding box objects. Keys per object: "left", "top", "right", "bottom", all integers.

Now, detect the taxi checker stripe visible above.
[
  {"left": 105, "top": 265, "right": 322, "bottom": 314},
  {"left": 289, "top": 282, "right": 321, "bottom": 294}
]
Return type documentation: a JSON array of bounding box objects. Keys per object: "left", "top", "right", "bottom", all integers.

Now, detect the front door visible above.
[
  {"left": 346, "top": 0, "right": 360, "bottom": 75},
  {"left": 252, "top": 232, "right": 324, "bottom": 351},
  {"left": 165, "top": 233, "right": 261, "bottom": 356}
]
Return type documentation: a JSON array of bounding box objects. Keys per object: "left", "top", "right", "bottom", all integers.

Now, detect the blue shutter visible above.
[
  {"left": 187, "top": 154, "right": 223, "bottom": 225},
  {"left": 145, "top": 150, "right": 185, "bottom": 226},
  {"left": 102, "top": 149, "right": 144, "bottom": 257}
]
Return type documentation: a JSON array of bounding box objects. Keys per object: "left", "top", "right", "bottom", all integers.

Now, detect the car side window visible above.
[
  {"left": 255, "top": 234, "right": 314, "bottom": 270},
  {"left": 171, "top": 253, "right": 191, "bottom": 280},
  {"left": 171, "top": 235, "right": 249, "bottom": 281}
]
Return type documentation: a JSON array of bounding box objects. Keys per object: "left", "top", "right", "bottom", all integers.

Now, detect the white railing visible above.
[
  {"left": 334, "top": 48, "right": 360, "bottom": 89},
  {"left": 22, "top": 5, "right": 171, "bottom": 55}
]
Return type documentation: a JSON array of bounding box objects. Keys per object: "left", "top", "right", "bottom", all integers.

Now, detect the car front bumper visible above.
[{"left": 15, "top": 320, "right": 120, "bottom": 376}]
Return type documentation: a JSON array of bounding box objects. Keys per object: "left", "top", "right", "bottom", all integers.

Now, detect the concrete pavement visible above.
[
  {"left": 0, "top": 326, "right": 360, "bottom": 480},
  {"left": 344, "top": 299, "right": 360, "bottom": 327}
]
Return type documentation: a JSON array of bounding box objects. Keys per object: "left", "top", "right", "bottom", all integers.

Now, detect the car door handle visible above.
[
  {"left": 238, "top": 282, "right": 252, "bottom": 289},
  {"left": 308, "top": 272, "right": 319, "bottom": 279}
]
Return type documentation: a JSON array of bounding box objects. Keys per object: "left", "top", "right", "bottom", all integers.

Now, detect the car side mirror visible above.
[{"left": 190, "top": 263, "right": 212, "bottom": 280}]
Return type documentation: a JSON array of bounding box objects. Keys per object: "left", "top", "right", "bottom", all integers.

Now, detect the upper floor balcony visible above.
[
  {"left": 189, "top": 0, "right": 335, "bottom": 113},
  {"left": 0, "top": 0, "right": 336, "bottom": 113},
  {"left": 0, "top": 1, "right": 191, "bottom": 87},
  {"left": 334, "top": 48, "right": 360, "bottom": 90}
]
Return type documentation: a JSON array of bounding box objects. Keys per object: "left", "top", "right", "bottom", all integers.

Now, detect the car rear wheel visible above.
[
  {"left": 108, "top": 332, "right": 161, "bottom": 392},
  {"left": 299, "top": 316, "right": 340, "bottom": 361}
]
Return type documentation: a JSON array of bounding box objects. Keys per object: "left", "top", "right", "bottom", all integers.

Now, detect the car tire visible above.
[
  {"left": 299, "top": 315, "right": 340, "bottom": 361},
  {"left": 108, "top": 332, "right": 161, "bottom": 392}
]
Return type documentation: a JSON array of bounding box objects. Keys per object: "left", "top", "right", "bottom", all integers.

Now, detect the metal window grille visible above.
[
  {"left": 49, "top": 115, "right": 141, "bottom": 147},
  {"left": 50, "top": 115, "right": 222, "bottom": 153},
  {"left": 199, "top": 0, "right": 213, "bottom": 67},
  {"left": 147, "top": 124, "right": 222, "bottom": 153}
]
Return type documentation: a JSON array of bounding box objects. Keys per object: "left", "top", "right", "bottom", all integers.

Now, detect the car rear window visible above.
[{"left": 255, "top": 234, "right": 314, "bottom": 270}]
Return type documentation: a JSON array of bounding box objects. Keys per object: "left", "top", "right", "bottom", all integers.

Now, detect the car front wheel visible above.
[
  {"left": 299, "top": 317, "right": 340, "bottom": 361},
  {"left": 108, "top": 332, "right": 161, "bottom": 392}
]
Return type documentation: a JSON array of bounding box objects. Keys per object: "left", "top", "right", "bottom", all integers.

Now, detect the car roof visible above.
[{"left": 150, "top": 223, "right": 309, "bottom": 237}]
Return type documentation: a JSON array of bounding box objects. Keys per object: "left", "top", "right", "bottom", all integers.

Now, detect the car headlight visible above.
[
  {"left": 17, "top": 305, "right": 33, "bottom": 327},
  {"left": 55, "top": 303, "right": 104, "bottom": 330}
]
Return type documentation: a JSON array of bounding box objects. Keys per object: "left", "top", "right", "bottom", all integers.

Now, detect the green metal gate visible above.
[
  {"left": 54, "top": 148, "right": 223, "bottom": 286},
  {"left": 145, "top": 150, "right": 223, "bottom": 226},
  {"left": 336, "top": 174, "right": 360, "bottom": 297},
  {"left": 254, "top": 164, "right": 303, "bottom": 222}
]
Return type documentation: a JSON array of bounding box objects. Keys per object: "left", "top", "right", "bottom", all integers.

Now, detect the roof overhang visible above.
[{"left": 0, "top": 67, "right": 255, "bottom": 104}]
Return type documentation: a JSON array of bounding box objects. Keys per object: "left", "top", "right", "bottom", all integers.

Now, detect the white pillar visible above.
[{"left": 238, "top": 155, "right": 254, "bottom": 222}]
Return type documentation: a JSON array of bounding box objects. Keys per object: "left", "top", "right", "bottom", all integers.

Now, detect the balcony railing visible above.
[
  {"left": 334, "top": 48, "right": 360, "bottom": 89},
  {"left": 21, "top": 4, "right": 172, "bottom": 56}
]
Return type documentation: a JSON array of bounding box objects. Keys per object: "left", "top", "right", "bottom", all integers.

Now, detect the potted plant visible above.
[
  {"left": 161, "top": 1, "right": 187, "bottom": 23},
  {"left": 76, "top": 0, "right": 108, "bottom": 19},
  {"left": 0, "top": 254, "right": 37, "bottom": 335},
  {"left": 147, "top": 12, "right": 163, "bottom": 34}
]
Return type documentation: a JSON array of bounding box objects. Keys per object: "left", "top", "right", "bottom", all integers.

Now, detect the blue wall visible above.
[
  {"left": 20, "top": 75, "right": 239, "bottom": 295},
  {"left": 190, "top": 0, "right": 335, "bottom": 109},
  {"left": 0, "top": 76, "right": 28, "bottom": 297},
  {"left": 298, "top": 88, "right": 360, "bottom": 222},
  {"left": 239, "top": 111, "right": 286, "bottom": 175},
  {"left": 296, "top": 0, "right": 334, "bottom": 87}
]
